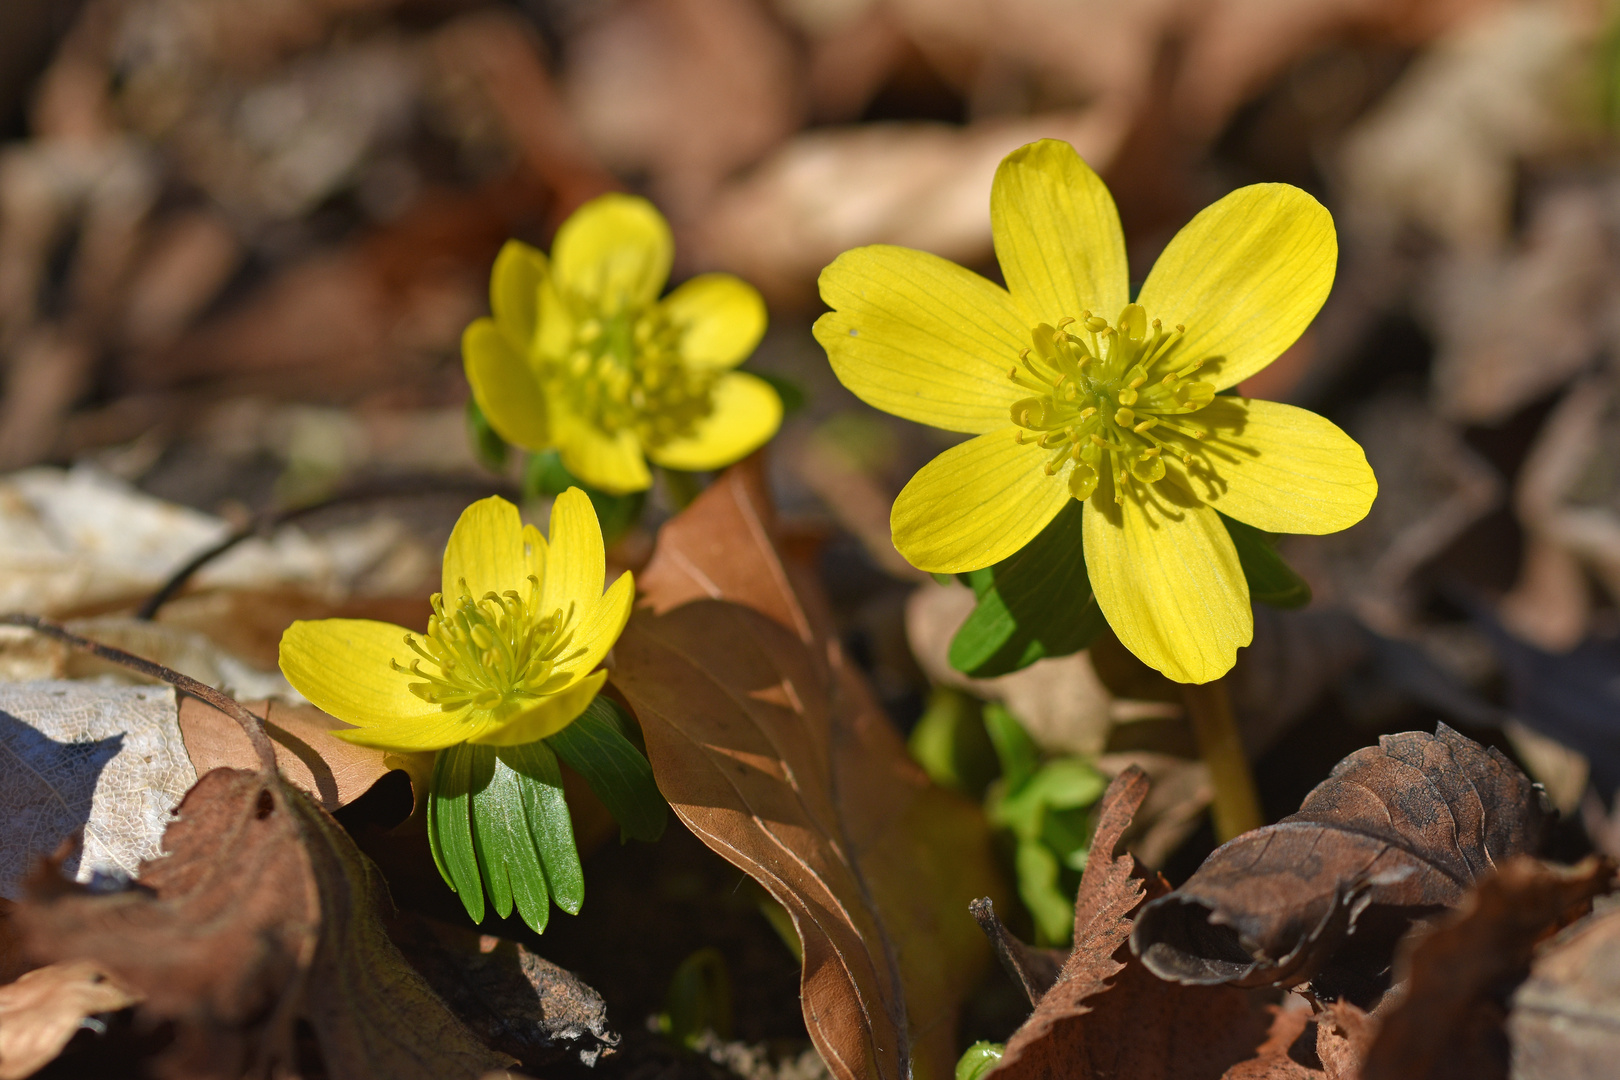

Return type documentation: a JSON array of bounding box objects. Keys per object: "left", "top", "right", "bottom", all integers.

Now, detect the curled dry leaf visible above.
[
  {"left": 994, "top": 767, "right": 1273, "bottom": 1080},
  {"left": 0, "top": 959, "right": 140, "bottom": 1080},
  {"left": 1508, "top": 897, "right": 1620, "bottom": 1079},
  {"left": 1132, "top": 725, "right": 1550, "bottom": 996},
  {"left": 1361, "top": 855, "right": 1614, "bottom": 1080},
  {"left": 611, "top": 459, "right": 1007, "bottom": 1080},
  {"left": 15, "top": 768, "right": 510, "bottom": 1079}
]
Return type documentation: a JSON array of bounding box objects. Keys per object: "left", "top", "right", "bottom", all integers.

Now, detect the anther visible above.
[
  {"left": 1129, "top": 376, "right": 1147, "bottom": 389},
  {"left": 1056, "top": 316, "right": 1075, "bottom": 329},
  {"left": 1134, "top": 419, "right": 1156, "bottom": 433},
  {"left": 1114, "top": 407, "right": 1135, "bottom": 426},
  {"left": 1084, "top": 316, "right": 1109, "bottom": 333}
]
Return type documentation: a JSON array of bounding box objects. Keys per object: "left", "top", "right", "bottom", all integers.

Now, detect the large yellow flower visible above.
[
  {"left": 279, "top": 490, "right": 633, "bottom": 750},
  {"left": 463, "top": 194, "right": 783, "bottom": 494},
  {"left": 814, "top": 139, "right": 1376, "bottom": 683}
]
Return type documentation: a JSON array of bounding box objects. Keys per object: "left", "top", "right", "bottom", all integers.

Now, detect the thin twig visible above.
[
  {"left": 135, "top": 474, "right": 519, "bottom": 620},
  {"left": 0, "top": 612, "right": 278, "bottom": 773}
]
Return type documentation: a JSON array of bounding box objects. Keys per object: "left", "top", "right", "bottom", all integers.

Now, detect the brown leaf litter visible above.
[
  {"left": 12, "top": 767, "right": 509, "bottom": 1079},
  {"left": 611, "top": 457, "right": 1008, "bottom": 1080},
  {"left": 1132, "top": 724, "right": 1550, "bottom": 999}
]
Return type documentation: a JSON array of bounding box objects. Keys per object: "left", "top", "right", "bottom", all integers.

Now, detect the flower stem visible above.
[{"left": 1179, "top": 678, "right": 1262, "bottom": 841}]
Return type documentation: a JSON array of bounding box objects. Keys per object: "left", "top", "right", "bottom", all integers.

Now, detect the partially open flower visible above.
[
  {"left": 463, "top": 194, "right": 782, "bottom": 493},
  {"left": 279, "top": 490, "right": 632, "bottom": 750}
]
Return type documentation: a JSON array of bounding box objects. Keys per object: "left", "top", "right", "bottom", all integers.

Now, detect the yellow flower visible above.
[
  {"left": 279, "top": 490, "right": 633, "bottom": 750},
  {"left": 463, "top": 193, "right": 783, "bottom": 494},
  {"left": 814, "top": 139, "right": 1377, "bottom": 683}
]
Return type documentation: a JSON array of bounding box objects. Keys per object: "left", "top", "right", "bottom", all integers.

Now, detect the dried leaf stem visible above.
[
  {"left": 0, "top": 612, "right": 278, "bottom": 773},
  {"left": 1180, "top": 678, "right": 1263, "bottom": 841}
]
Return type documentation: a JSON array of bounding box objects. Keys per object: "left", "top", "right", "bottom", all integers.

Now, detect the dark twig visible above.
[
  {"left": 135, "top": 474, "right": 520, "bottom": 620},
  {"left": 0, "top": 612, "right": 278, "bottom": 773},
  {"left": 970, "top": 896, "right": 1066, "bottom": 1006}
]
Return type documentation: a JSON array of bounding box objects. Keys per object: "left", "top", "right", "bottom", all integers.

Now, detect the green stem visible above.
[{"left": 1179, "top": 678, "right": 1262, "bottom": 842}]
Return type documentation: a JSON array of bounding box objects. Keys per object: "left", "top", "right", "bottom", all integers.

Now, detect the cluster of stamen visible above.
[
  {"left": 1007, "top": 304, "right": 1215, "bottom": 504},
  {"left": 552, "top": 304, "right": 718, "bottom": 450},
  {"left": 394, "top": 575, "right": 586, "bottom": 713}
]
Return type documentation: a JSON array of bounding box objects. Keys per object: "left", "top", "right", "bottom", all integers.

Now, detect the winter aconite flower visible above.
[
  {"left": 280, "top": 490, "right": 633, "bottom": 749},
  {"left": 463, "top": 194, "right": 783, "bottom": 494},
  {"left": 814, "top": 139, "right": 1376, "bottom": 683}
]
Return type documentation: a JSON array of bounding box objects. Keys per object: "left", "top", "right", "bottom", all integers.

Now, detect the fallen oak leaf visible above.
[
  {"left": 1132, "top": 725, "right": 1550, "bottom": 997},
  {"left": 613, "top": 458, "right": 1007, "bottom": 1080},
  {"left": 1363, "top": 855, "right": 1615, "bottom": 1080},
  {"left": 0, "top": 959, "right": 140, "bottom": 1080},
  {"left": 17, "top": 767, "right": 512, "bottom": 1080},
  {"left": 992, "top": 768, "right": 1273, "bottom": 1080}
]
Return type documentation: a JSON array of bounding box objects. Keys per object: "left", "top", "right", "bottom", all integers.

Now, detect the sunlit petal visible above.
[
  {"left": 280, "top": 618, "right": 443, "bottom": 730},
  {"left": 645, "top": 372, "right": 781, "bottom": 472},
  {"left": 463, "top": 319, "right": 550, "bottom": 451},
  {"left": 551, "top": 193, "right": 673, "bottom": 312},
  {"left": 661, "top": 273, "right": 767, "bottom": 370},
  {"left": 990, "top": 139, "right": 1129, "bottom": 324},
  {"left": 555, "top": 417, "right": 653, "bottom": 494},
  {"left": 1083, "top": 479, "right": 1251, "bottom": 684},
  {"left": 1168, "top": 397, "right": 1377, "bottom": 534},
  {"left": 539, "top": 488, "right": 606, "bottom": 619},
  {"left": 816, "top": 244, "right": 1027, "bottom": 434},
  {"left": 489, "top": 239, "right": 547, "bottom": 352},
  {"left": 1137, "top": 184, "right": 1335, "bottom": 391},
  {"left": 891, "top": 430, "right": 1070, "bottom": 573},
  {"left": 472, "top": 670, "right": 608, "bottom": 746},
  {"left": 442, "top": 495, "right": 527, "bottom": 599}
]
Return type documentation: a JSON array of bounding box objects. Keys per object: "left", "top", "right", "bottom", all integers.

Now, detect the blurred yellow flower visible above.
[
  {"left": 814, "top": 139, "right": 1376, "bottom": 683},
  {"left": 279, "top": 490, "right": 633, "bottom": 750},
  {"left": 463, "top": 194, "right": 782, "bottom": 494}
]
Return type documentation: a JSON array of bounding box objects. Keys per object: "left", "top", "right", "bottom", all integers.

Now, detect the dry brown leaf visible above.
[
  {"left": 1360, "top": 856, "right": 1615, "bottom": 1080},
  {"left": 178, "top": 697, "right": 397, "bottom": 813},
  {"left": 1510, "top": 899, "right": 1620, "bottom": 1079},
  {"left": 1133, "top": 726, "right": 1550, "bottom": 998},
  {"left": 612, "top": 459, "right": 1007, "bottom": 1080},
  {"left": 0, "top": 959, "right": 140, "bottom": 1080},
  {"left": 389, "top": 912, "right": 616, "bottom": 1069},
  {"left": 16, "top": 768, "right": 509, "bottom": 1079},
  {"left": 994, "top": 767, "right": 1273, "bottom": 1080}
]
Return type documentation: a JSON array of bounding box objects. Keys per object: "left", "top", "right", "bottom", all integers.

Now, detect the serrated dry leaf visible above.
[
  {"left": 0, "top": 959, "right": 140, "bottom": 1080},
  {"left": 1361, "top": 855, "right": 1612, "bottom": 1080},
  {"left": 15, "top": 768, "right": 510, "bottom": 1079},
  {"left": 612, "top": 459, "right": 1007, "bottom": 1080},
  {"left": 994, "top": 768, "right": 1272, "bottom": 1080},
  {"left": 1132, "top": 725, "right": 1550, "bottom": 997}
]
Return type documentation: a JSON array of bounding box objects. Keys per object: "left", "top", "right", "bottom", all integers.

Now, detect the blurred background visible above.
[{"left": 7, "top": 0, "right": 1620, "bottom": 993}]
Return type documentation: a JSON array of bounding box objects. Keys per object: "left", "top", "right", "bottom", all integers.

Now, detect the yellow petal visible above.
[
  {"left": 490, "top": 239, "right": 547, "bottom": 351},
  {"left": 279, "top": 618, "right": 443, "bottom": 731},
  {"left": 537, "top": 272, "right": 576, "bottom": 360},
  {"left": 815, "top": 245, "right": 1028, "bottom": 434},
  {"left": 568, "top": 571, "right": 634, "bottom": 679},
  {"left": 442, "top": 495, "right": 526, "bottom": 599},
  {"left": 990, "top": 139, "right": 1129, "bottom": 324},
  {"left": 555, "top": 417, "right": 652, "bottom": 494},
  {"left": 522, "top": 522, "right": 548, "bottom": 582},
  {"left": 1169, "top": 397, "right": 1377, "bottom": 535},
  {"left": 662, "top": 273, "right": 767, "bottom": 370},
  {"left": 645, "top": 372, "right": 781, "bottom": 472},
  {"left": 471, "top": 669, "right": 607, "bottom": 746},
  {"left": 1082, "top": 481, "right": 1251, "bottom": 684},
  {"left": 891, "top": 430, "right": 1070, "bottom": 573},
  {"left": 463, "top": 319, "right": 551, "bottom": 451},
  {"left": 551, "top": 193, "right": 673, "bottom": 313},
  {"left": 539, "top": 487, "right": 606, "bottom": 619},
  {"left": 333, "top": 708, "right": 492, "bottom": 752},
  {"left": 1137, "top": 184, "right": 1335, "bottom": 391}
]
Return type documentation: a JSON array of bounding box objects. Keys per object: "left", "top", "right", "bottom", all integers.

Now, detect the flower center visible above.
[
  {"left": 552, "top": 304, "right": 718, "bottom": 449},
  {"left": 1007, "top": 303, "right": 1216, "bottom": 503},
  {"left": 393, "top": 575, "right": 586, "bottom": 714}
]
